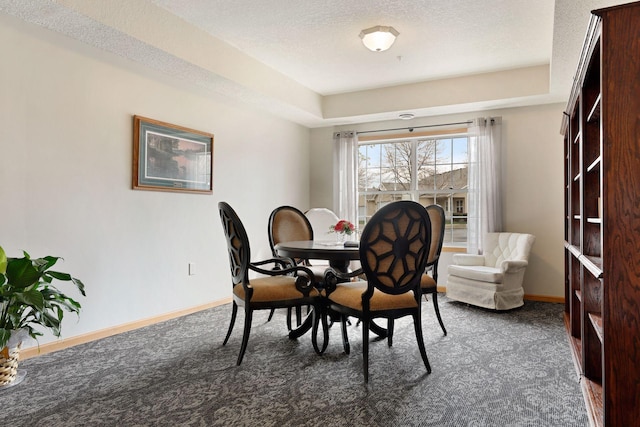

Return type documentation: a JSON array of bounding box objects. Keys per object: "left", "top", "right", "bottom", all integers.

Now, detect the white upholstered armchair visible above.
[{"left": 446, "top": 232, "right": 535, "bottom": 310}]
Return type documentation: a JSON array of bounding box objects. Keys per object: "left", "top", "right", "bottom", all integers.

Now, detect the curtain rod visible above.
[{"left": 356, "top": 120, "right": 474, "bottom": 135}]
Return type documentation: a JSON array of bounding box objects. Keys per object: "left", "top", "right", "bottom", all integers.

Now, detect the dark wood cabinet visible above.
[{"left": 562, "top": 2, "right": 640, "bottom": 426}]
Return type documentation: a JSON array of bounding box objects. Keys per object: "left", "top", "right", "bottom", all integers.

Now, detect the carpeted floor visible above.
[{"left": 0, "top": 296, "right": 588, "bottom": 426}]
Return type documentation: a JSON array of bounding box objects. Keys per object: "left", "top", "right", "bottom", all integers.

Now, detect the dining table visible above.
[
  {"left": 274, "top": 239, "right": 360, "bottom": 274},
  {"left": 274, "top": 239, "right": 387, "bottom": 350}
]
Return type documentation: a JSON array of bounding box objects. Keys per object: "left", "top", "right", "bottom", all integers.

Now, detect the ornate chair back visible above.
[
  {"left": 359, "top": 200, "right": 432, "bottom": 302},
  {"left": 425, "top": 204, "right": 445, "bottom": 281},
  {"left": 305, "top": 208, "right": 340, "bottom": 242},
  {"left": 219, "top": 201, "right": 251, "bottom": 288},
  {"left": 268, "top": 206, "right": 314, "bottom": 258}
]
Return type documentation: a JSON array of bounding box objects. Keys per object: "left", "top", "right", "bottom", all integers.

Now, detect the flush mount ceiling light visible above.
[
  {"left": 399, "top": 113, "right": 415, "bottom": 120},
  {"left": 359, "top": 25, "right": 399, "bottom": 52}
]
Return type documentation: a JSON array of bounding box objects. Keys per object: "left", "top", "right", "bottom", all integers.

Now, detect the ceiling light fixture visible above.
[
  {"left": 359, "top": 25, "right": 399, "bottom": 52},
  {"left": 399, "top": 113, "right": 415, "bottom": 120}
]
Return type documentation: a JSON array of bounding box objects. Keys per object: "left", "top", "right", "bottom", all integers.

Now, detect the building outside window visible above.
[{"left": 357, "top": 135, "right": 469, "bottom": 247}]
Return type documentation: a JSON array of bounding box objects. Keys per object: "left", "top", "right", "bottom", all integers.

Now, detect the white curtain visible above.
[
  {"left": 333, "top": 130, "right": 358, "bottom": 224},
  {"left": 467, "top": 117, "right": 503, "bottom": 254}
]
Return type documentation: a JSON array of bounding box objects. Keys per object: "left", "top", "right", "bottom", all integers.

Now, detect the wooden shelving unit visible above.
[{"left": 561, "top": 2, "right": 640, "bottom": 426}]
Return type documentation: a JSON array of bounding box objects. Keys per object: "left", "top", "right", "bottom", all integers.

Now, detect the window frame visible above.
[{"left": 357, "top": 129, "right": 471, "bottom": 248}]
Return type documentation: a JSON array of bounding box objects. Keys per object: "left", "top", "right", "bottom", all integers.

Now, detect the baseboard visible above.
[
  {"left": 524, "top": 294, "right": 564, "bottom": 304},
  {"left": 20, "top": 297, "right": 232, "bottom": 360}
]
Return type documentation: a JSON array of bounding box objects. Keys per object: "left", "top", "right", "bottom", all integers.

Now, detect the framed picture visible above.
[{"left": 133, "top": 116, "right": 213, "bottom": 194}]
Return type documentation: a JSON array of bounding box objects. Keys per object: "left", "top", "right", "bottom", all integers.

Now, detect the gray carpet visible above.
[{"left": 0, "top": 296, "right": 588, "bottom": 426}]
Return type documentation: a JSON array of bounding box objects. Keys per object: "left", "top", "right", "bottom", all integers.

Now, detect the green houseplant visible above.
[{"left": 0, "top": 245, "right": 85, "bottom": 384}]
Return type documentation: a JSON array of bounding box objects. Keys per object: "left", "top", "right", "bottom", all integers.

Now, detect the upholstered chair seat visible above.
[
  {"left": 327, "top": 281, "right": 419, "bottom": 311},
  {"left": 232, "top": 277, "right": 320, "bottom": 302}
]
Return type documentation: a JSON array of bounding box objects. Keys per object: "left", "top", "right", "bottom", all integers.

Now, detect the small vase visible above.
[
  {"left": 0, "top": 329, "right": 27, "bottom": 388},
  {"left": 0, "top": 345, "right": 20, "bottom": 386},
  {"left": 335, "top": 232, "right": 347, "bottom": 243}
]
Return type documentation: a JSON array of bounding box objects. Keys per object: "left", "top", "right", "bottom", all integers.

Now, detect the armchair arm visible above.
[
  {"left": 266, "top": 256, "right": 298, "bottom": 270},
  {"left": 323, "top": 266, "right": 364, "bottom": 294},
  {"left": 499, "top": 259, "right": 528, "bottom": 273},
  {"left": 252, "top": 257, "right": 293, "bottom": 270},
  {"left": 451, "top": 254, "right": 485, "bottom": 266},
  {"left": 249, "top": 259, "right": 317, "bottom": 294}
]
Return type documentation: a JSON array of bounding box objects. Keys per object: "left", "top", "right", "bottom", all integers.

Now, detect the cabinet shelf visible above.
[
  {"left": 587, "top": 94, "right": 602, "bottom": 122},
  {"left": 565, "top": 243, "right": 581, "bottom": 258},
  {"left": 561, "top": 5, "right": 640, "bottom": 425},
  {"left": 580, "top": 254, "right": 603, "bottom": 279},
  {"left": 589, "top": 313, "right": 604, "bottom": 342},
  {"left": 587, "top": 156, "right": 601, "bottom": 172}
]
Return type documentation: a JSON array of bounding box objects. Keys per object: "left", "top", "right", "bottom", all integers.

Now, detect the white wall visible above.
[
  {"left": 310, "top": 103, "right": 565, "bottom": 299},
  {"left": 0, "top": 15, "right": 311, "bottom": 347}
]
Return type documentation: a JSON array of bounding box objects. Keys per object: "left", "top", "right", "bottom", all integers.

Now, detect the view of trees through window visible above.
[{"left": 358, "top": 136, "right": 469, "bottom": 246}]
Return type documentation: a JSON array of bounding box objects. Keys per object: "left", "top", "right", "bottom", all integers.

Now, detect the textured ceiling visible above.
[
  {"left": 0, "top": 0, "right": 629, "bottom": 127},
  {"left": 150, "top": 0, "right": 555, "bottom": 95}
]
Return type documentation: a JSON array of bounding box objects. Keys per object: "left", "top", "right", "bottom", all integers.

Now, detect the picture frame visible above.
[{"left": 133, "top": 115, "right": 213, "bottom": 194}]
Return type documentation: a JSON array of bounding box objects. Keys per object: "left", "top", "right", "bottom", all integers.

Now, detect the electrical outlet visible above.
[{"left": 188, "top": 263, "right": 196, "bottom": 276}]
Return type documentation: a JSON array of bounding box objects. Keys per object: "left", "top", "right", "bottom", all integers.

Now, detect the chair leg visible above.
[
  {"left": 286, "top": 307, "right": 292, "bottom": 331},
  {"left": 223, "top": 301, "right": 238, "bottom": 346},
  {"left": 236, "top": 308, "right": 253, "bottom": 366},
  {"left": 387, "top": 318, "right": 394, "bottom": 347},
  {"left": 295, "top": 305, "right": 302, "bottom": 327},
  {"left": 267, "top": 308, "right": 275, "bottom": 322},
  {"left": 431, "top": 292, "right": 447, "bottom": 336},
  {"left": 362, "top": 317, "right": 370, "bottom": 383},
  {"left": 340, "top": 314, "right": 350, "bottom": 355},
  {"left": 412, "top": 313, "right": 431, "bottom": 374}
]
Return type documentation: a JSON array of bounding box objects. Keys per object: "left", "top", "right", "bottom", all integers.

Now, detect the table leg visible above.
[
  {"left": 311, "top": 305, "right": 329, "bottom": 355},
  {"left": 288, "top": 310, "right": 313, "bottom": 339},
  {"left": 369, "top": 320, "right": 388, "bottom": 338},
  {"left": 340, "top": 314, "right": 350, "bottom": 354},
  {"left": 329, "top": 259, "right": 350, "bottom": 274}
]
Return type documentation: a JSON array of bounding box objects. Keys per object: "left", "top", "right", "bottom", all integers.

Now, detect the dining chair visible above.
[
  {"left": 305, "top": 207, "right": 361, "bottom": 272},
  {"left": 218, "top": 202, "right": 321, "bottom": 365},
  {"left": 421, "top": 204, "right": 447, "bottom": 335},
  {"left": 384, "top": 204, "right": 447, "bottom": 337},
  {"left": 267, "top": 205, "right": 329, "bottom": 329},
  {"left": 304, "top": 207, "right": 340, "bottom": 241},
  {"left": 323, "top": 200, "right": 433, "bottom": 382}
]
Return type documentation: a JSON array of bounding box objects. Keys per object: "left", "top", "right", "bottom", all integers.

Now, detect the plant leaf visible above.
[
  {"left": 0, "top": 328, "right": 10, "bottom": 349},
  {"left": 47, "top": 271, "right": 71, "bottom": 281},
  {"left": 41, "top": 256, "right": 60, "bottom": 271},
  {"left": 72, "top": 278, "right": 86, "bottom": 296},
  {"left": 19, "top": 289, "right": 46, "bottom": 310},
  {"left": 5, "top": 257, "right": 41, "bottom": 289},
  {"left": 0, "top": 246, "right": 7, "bottom": 274}
]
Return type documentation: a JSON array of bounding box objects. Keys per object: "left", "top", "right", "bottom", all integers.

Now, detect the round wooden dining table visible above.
[{"left": 274, "top": 239, "right": 360, "bottom": 273}]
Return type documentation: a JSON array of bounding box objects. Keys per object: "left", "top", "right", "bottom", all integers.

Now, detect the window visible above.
[{"left": 358, "top": 135, "right": 469, "bottom": 247}]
